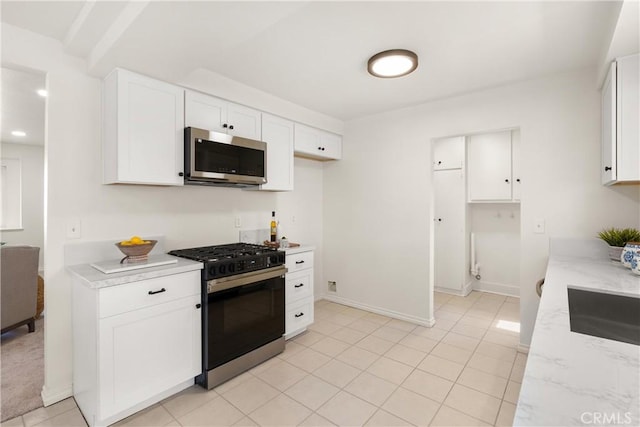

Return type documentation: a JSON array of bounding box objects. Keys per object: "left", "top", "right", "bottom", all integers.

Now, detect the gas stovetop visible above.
[{"left": 169, "top": 243, "right": 285, "bottom": 281}]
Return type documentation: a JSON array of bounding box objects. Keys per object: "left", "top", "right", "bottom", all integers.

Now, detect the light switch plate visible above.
[{"left": 534, "top": 218, "right": 545, "bottom": 234}]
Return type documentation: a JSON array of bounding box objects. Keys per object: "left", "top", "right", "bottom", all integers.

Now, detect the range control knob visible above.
[
  {"left": 219, "top": 264, "right": 226, "bottom": 275},
  {"left": 208, "top": 266, "right": 216, "bottom": 277}
]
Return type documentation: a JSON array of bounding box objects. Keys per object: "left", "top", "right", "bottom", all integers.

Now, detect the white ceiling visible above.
[
  {"left": 1, "top": 66, "right": 46, "bottom": 146},
  {"left": 0, "top": 1, "right": 624, "bottom": 121}
]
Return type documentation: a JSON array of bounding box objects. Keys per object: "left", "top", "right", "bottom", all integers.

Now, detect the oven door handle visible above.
[{"left": 207, "top": 266, "right": 287, "bottom": 293}]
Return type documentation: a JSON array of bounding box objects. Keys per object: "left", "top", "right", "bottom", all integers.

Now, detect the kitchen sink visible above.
[{"left": 567, "top": 287, "right": 640, "bottom": 346}]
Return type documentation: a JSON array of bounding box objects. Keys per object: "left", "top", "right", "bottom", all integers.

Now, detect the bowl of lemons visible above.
[{"left": 115, "top": 236, "right": 157, "bottom": 262}]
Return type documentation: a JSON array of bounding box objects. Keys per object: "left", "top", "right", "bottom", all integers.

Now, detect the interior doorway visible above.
[{"left": 1, "top": 65, "right": 47, "bottom": 421}]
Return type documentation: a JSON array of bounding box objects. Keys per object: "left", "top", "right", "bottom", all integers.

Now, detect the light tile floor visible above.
[{"left": 4, "top": 291, "right": 526, "bottom": 427}]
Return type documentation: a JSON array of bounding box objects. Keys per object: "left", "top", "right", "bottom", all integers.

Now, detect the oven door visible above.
[
  {"left": 206, "top": 266, "right": 285, "bottom": 370},
  {"left": 185, "top": 127, "right": 267, "bottom": 185}
]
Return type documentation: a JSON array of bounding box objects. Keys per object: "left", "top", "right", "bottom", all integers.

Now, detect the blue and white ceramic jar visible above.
[{"left": 620, "top": 242, "right": 640, "bottom": 268}]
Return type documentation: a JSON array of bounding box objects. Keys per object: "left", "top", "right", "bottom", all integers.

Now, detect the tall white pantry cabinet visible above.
[{"left": 432, "top": 136, "right": 471, "bottom": 294}]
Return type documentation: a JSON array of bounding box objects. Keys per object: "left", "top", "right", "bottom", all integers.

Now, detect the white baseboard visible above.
[
  {"left": 41, "top": 383, "right": 73, "bottom": 407},
  {"left": 472, "top": 280, "right": 520, "bottom": 297},
  {"left": 434, "top": 284, "right": 472, "bottom": 297},
  {"left": 322, "top": 295, "right": 435, "bottom": 327},
  {"left": 517, "top": 343, "right": 530, "bottom": 354}
]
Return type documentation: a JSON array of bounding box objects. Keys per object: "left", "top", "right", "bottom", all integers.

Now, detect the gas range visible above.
[
  {"left": 168, "top": 243, "right": 285, "bottom": 281},
  {"left": 168, "top": 242, "right": 287, "bottom": 389}
]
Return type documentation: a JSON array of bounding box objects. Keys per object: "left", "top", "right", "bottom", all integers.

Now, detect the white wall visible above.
[
  {"left": 2, "top": 24, "right": 332, "bottom": 405},
  {"left": 0, "top": 142, "right": 45, "bottom": 267},
  {"left": 469, "top": 203, "right": 520, "bottom": 296},
  {"left": 324, "top": 68, "right": 640, "bottom": 346}
]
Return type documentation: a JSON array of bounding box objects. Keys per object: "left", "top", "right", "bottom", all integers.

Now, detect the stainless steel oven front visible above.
[{"left": 201, "top": 265, "right": 286, "bottom": 389}]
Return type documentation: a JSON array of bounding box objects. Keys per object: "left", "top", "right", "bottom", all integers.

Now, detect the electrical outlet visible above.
[
  {"left": 234, "top": 216, "right": 242, "bottom": 228},
  {"left": 67, "top": 217, "right": 82, "bottom": 239},
  {"left": 534, "top": 218, "right": 545, "bottom": 234},
  {"left": 328, "top": 281, "right": 336, "bottom": 292}
]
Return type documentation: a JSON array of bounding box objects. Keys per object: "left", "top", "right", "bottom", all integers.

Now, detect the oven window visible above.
[
  {"left": 195, "top": 141, "right": 265, "bottom": 177},
  {"left": 207, "top": 277, "right": 284, "bottom": 369}
]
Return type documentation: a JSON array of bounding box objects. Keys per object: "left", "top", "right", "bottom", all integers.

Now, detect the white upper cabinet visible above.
[
  {"left": 103, "top": 69, "right": 184, "bottom": 186},
  {"left": 602, "top": 54, "right": 639, "bottom": 185},
  {"left": 511, "top": 131, "right": 522, "bottom": 201},
  {"left": 467, "top": 131, "right": 513, "bottom": 201},
  {"left": 433, "top": 136, "right": 465, "bottom": 170},
  {"left": 294, "top": 123, "right": 342, "bottom": 160},
  {"left": 260, "top": 114, "right": 294, "bottom": 191},
  {"left": 185, "top": 90, "right": 261, "bottom": 140}
]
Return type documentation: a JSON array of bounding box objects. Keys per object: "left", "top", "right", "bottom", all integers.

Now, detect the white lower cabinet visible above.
[
  {"left": 284, "top": 248, "right": 315, "bottom": 338},
  {"left": 72, "top": 271, "right": 202, "bottom": 427}
]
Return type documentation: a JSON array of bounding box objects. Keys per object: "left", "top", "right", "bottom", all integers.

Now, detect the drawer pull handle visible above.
[
  {"left": 295, "top": 312, "right": 304, "bottom": 318},
  {"left": 295, "top": 260, "right": 305, "bottom": 264},
  {"left": 294, "top": 284, "right": 304, "bottom": 288},
  {"left": 148, "top": 288, "right": 166, "bottom": 295},
  {"left": 196, "top": 303, "right": 202, "bottom": 309}
]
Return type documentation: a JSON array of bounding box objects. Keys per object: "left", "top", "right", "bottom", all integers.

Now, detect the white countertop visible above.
[
  {"left": 514, "top": 239, "right": 640, "bottom": 426},
  {"left": 284, "top": 245, "right": 315, "bottom": 255},
  {"left": 68, "top": 254, "right": 202, "bottom": 289}
]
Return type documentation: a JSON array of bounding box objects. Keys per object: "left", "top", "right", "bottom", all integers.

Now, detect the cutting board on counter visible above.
[{"left": 91, "top": 254, "right": 178, "bottom": 274}]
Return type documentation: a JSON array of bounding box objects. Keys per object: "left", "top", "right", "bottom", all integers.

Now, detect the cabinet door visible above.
[
  {"left": 99, "top": 295, "right": 201, "bottom": 418},
  {"left": 107, "top": 69, "right": 184, "bottom": 185},
  {"left": 433, "top": 169, "right": 466, "bottom": 291},
  {"left": 260, "top": 114, "right": 294, "bottom": 191},
  {"left": 294, "top": 124, "right": 322, "bottom": 156},
  {"left": 601, "top": 62, "right": 617, "bottom": 184},
  {"left": 616, "top": 54, "right": 640, "bottom": 182},
  {"left": 433, "top": 136, "right": 465, "bottom": 170},
  {"left": 227, "top": 103, "right": 262, "bottom": 140},
  {"left": 319, "top": 132, "right": 342, "bottom": 160},
  {"left": 511, "top": 130, "right": 521, "bottom": 201},
  {"left": 467, "top": 131, "right": 512, "bottom": 201},
  {"left": 185, "top": 90, "right": 227, "bottom": 133}
]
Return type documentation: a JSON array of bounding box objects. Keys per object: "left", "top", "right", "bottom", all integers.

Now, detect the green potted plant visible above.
[{"left": 597, "top": 227, "right": 640, "bottom": 261}]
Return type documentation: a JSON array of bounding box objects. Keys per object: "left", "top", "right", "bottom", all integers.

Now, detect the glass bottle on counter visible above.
[{"left": 270, "top": 211, "right": 277, "bottom": 242}]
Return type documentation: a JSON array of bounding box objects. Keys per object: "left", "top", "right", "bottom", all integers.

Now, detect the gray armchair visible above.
[{"left": 1, "top": 245, "right": 40, "bottom": 334}]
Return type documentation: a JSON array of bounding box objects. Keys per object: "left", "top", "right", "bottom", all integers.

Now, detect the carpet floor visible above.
[{"left": 1, "top": 317, "right": 44, "bottom": 422}]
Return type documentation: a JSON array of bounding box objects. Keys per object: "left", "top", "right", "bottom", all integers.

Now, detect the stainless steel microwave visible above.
[{"left": 184, "top": 127, "right": 267, "bottom": 187}]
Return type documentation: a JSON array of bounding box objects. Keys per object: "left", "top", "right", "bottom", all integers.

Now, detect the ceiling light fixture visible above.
[
  {"left": 11, "top": 130, "right": 26, "bottom": 137},
  {"left": 367, "top": 49, "right": 418, "bottom": 78},
  {"left": 37, "top": 89, "right": 48, "bottom": 97}
]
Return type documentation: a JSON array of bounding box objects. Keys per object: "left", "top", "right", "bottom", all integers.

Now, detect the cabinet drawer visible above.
[
  {"left": 286, "top": 297, "right": 314, "bottom": 336},
  {"left": 99, "top": 271, "right": 200, "bottom": 318},
  {"left": 286, "top": 269, "right": 313, "bottom": 304},
  {"left": 286, "top": 251, "right": 314, "bottom": 272}
]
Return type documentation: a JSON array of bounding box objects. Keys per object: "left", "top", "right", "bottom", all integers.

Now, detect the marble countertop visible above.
[
  {"left": 284, "top": 245, "right": 315, "bottom": 255},
  {"left": 514, "top": 240, "right": 640, "bottom": 426},
  {"left": 68, "top": 255, "right": 202, "bottom": 289}
]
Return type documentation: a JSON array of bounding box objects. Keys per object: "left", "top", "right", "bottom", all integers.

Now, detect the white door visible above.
[
  {"left": 434, "top": 169, "right": 465, "bottom": 291},
  {"left": 99, "top": 296, "right": 201, "bottom": 418},
  {"left": 118, "top": 70, "right": 184, "bottom": 185},
  {"left": 511, "top": 130, "right": 521, "bottom": 201},
  {"left": 227, "top": 103, "right": 262, "bottom": 140},
  {"left": 185, "top": 90, "right": 227, "bottom": 133},
  {"left": 433, "top": 136, "right": 465, "bottom": 170},
  {"left": 601, "top": 62, "right": 617, "bottom": 184},
  {"left": 319, "top": 132, "right": 342, "bottom": 160},
  {"left": 616, "top": 54, "right": 640, "bottom": 182},
  {"left": 261, "top": 114, "right": 294, "bottom": 191},
  {"left": 294, "top": 124, "right": 322, "bottom": 157},
  {"left": 467, "top": 131, "right": 512, "bottom": 201}
]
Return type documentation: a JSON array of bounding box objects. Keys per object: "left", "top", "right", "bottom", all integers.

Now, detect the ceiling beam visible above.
[
  {"left": 63, "top": 0, "right": 96, "bottom": 50},
  {"left": 87, "top": 0, "right": 150, "bottom": 74}
]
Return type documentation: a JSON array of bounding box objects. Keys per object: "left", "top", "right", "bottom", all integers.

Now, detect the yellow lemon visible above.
[
  {"left": 130, "top": 236, "right": 143, "bottom": 245},
  {"left": 120, "top": 241, "right": 132, "bottom": 246}
]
